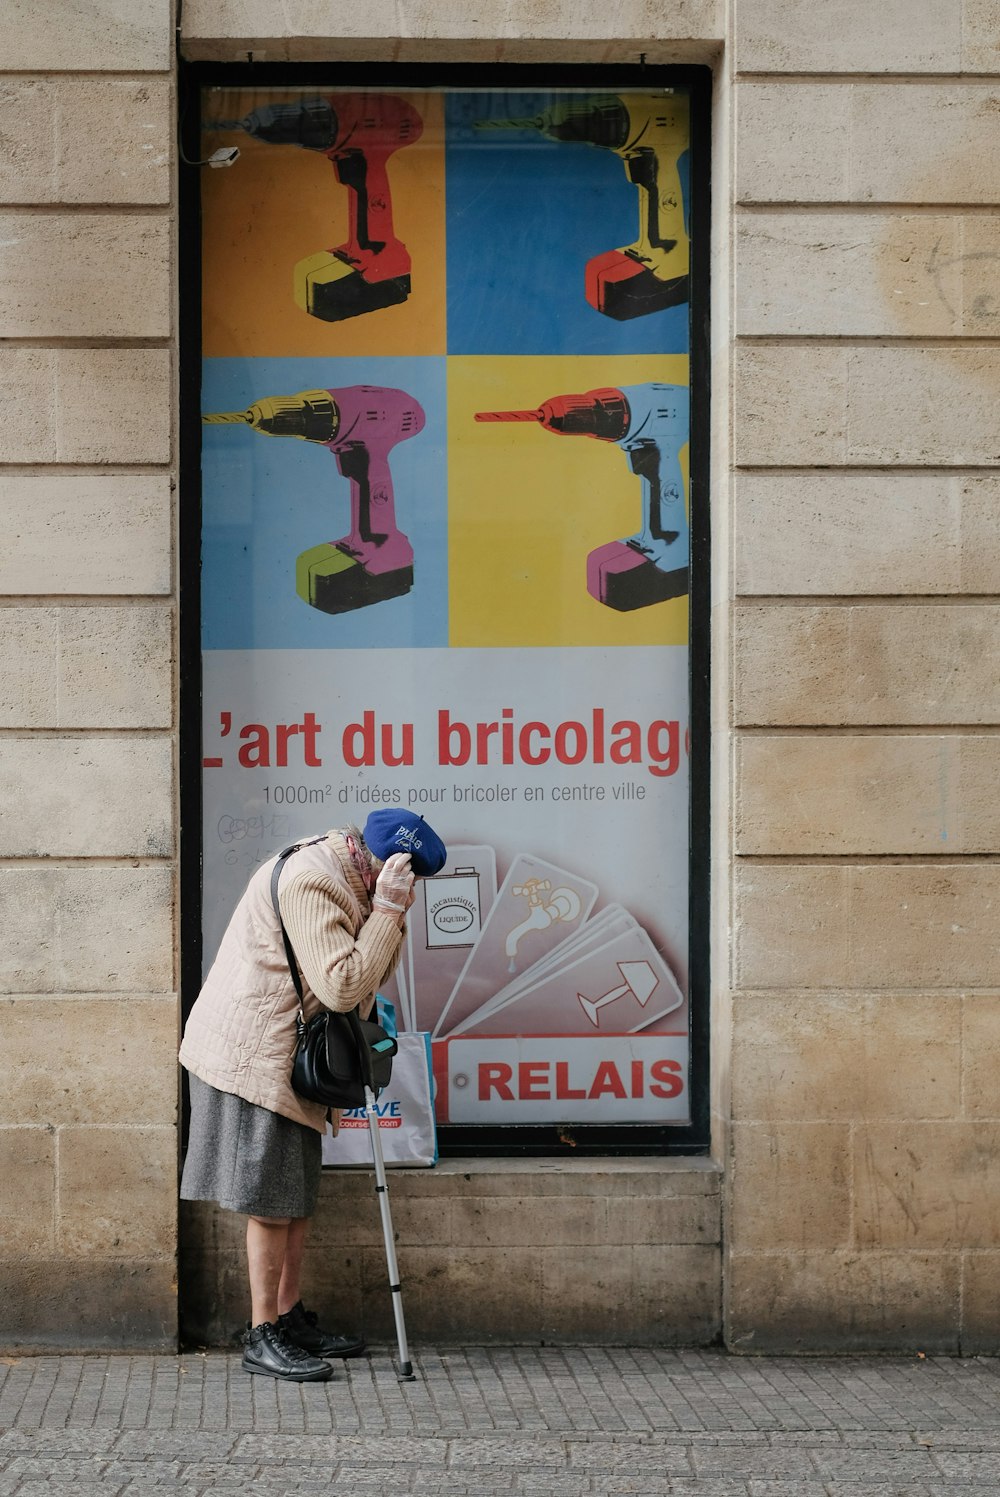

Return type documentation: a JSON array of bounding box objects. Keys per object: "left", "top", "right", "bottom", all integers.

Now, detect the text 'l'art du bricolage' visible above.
[{"left": 204, "top": 708, "right": 687, "bottom": 779}]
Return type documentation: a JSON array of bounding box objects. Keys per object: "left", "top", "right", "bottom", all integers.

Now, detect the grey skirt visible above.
[{"left": 180, "top": 1074, "right": 322, "bottom": 1219}]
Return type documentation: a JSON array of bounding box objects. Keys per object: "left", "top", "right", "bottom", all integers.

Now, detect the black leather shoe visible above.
[
  {"left": 241, "top": 1321, "right": 333, "bottom": 1381},
  {"left": 278, "top": 1300, "right": 367, "bottom": 1358}
]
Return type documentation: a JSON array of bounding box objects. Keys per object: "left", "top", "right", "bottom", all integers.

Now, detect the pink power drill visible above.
[{"left": 204, "top": 386, "right": 424, "bottom": 614}]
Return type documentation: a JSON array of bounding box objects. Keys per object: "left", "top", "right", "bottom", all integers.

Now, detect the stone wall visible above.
[
  {"left": 727, "top": 0, "right": 1000, "bottom": 1353},
  {"left": 3, "top": 0, "right": 999, "bottom": 1354},
  {"left": 182, "top": 1160, "right": 721, "bottom": 1347},
  {"left": 0, "top": 1, "right": 178, "bottom": 1349}
]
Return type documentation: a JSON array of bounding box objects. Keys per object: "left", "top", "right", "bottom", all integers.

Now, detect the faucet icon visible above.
[{"left": 504, "top": 879, "right": 583, "bottom": 971}]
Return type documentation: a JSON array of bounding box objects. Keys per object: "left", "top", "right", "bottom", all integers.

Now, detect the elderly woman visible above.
[{"left": 179, "top": 809, "right": 446, "bottom": 1382}]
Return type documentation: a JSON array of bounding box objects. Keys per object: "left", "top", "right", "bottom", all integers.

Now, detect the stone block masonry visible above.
[
  {"left": 180, "top": 1158, "right": 721, "bottom": 1347},
  {"left": 0, "top": 0, "right": 177, "bottom": 1351},
  {"left": 3, "top": 0, "right": 1000, "bottom": 1355},
  {"left": 727, "top": 0, "right": 1000, "bottom": 1353}
]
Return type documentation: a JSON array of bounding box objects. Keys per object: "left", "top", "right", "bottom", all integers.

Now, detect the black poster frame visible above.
[{"left": 179, "top": 60, "right": 711, "bottom": 1157}]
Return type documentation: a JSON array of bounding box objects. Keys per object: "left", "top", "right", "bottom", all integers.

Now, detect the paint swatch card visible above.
[
  {"left": 456, "top": 904, "right": 637, "bottom": 1032},
  {"left": 435, "top": 854, "right": 598, "bottom": 1038},
  {"left": 405, "top": 846, "right": 497, "bottom": 1033},
  {"left": 456, "top": 921, "right": 684, "bottom": 1038}
]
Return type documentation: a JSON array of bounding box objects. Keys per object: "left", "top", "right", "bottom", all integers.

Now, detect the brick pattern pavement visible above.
[{"left": 1, "top": 1348, "right": 998, "bottom": 1494}]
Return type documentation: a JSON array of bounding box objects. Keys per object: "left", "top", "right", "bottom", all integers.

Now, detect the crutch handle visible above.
[{"left": 346, "top": 1005, "right": 377, "bottom": 1091}]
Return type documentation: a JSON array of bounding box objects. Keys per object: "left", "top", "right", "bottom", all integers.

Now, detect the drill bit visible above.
[
  {"left": 474, "top": 410, "right": 541, "bottom": 422},
  {"left": 476, "top": 389, "right": 631, "bottom": 441},
  {"left": 203, "top": 119, "right": 245, "bottom": 130},
  {"left": 473, "top": 117, "right": 541, "bottom": 130},
  {"left": 203, "top": 392, "right": 339, "bottom": 442}
]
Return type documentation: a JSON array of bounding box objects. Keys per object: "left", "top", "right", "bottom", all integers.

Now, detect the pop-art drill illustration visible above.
[
  {"left": 476, "top": 382, "right": 689, "bottom": 612},
  {"left": 477, "top": 93, "right": 689, "bottom": 321},
  {"left": 210, "top": 94, "right": 424, "bottom": 322},
  {"left": 203, "top": 386, "right": 425, "bottom": 614}
]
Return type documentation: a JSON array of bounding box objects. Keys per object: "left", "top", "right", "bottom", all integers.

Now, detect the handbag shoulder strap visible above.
[
  {"left": 270, "top": 837, "right": 327, "bottom": 1019},
  {"left": 269, "top": 837, "right": 385, "bottom": 1094}
]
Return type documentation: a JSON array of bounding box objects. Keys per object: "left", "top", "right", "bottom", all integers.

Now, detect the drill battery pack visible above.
[
  {"left": 586, "top": 249, "right": 688, "bottom": 322},
  {"left": 587, "top": 541, "right": 688, "bottom": 612},
  {"left": 294, "top": 250, "right": 412, "bottom": 323},
  {"left": 296, "top": 542, "right": 414, "bottom": 614}
]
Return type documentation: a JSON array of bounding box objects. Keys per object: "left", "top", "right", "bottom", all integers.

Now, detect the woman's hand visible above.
[{"left": 372, "top": 852, "right": 416, "bottom": 923}]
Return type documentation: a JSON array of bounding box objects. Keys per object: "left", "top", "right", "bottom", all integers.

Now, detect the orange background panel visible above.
[{"left": 201, "top": 89, "right": 446, "bottom": 357}]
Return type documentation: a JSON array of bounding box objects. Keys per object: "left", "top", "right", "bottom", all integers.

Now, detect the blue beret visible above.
[{"left": 363, "top": 809, "right": 447, "bottom": 877}]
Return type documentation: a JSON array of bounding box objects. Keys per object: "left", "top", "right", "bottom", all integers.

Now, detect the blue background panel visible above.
[{"left": 445, "top": 91, "right": 690, "bottom": 357}]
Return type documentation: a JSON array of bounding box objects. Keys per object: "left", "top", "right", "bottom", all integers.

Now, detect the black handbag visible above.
[{"left": 270, "top": 840, "right": 397, "bottom": 1109}]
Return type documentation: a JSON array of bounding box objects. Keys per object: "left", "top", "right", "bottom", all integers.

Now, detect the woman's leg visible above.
[
  {"left": 277, "top": 1217, "right": 309, "bottom": 1317},
  {"left": 243, "top": 1213, "right": 331, "bottom": 1381},
  {"left": 273, "top": 1213, "right": 366, "bottom": 1358},
  {"left": 246, "top": 1215, "right": 292, "bottom": 1327}
]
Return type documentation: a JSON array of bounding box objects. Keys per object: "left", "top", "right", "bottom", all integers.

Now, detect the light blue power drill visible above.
[{"left": 475, "top": 382, "right": 689, "bottom": 611}]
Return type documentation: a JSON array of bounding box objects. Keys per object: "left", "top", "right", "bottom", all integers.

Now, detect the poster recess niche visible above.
[{"left": 195, "top": 70, "right": 708, "bottom": 1156}]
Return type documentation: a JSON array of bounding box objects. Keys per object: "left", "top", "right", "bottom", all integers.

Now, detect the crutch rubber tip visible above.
[{"left": 394, "top": 1359, "right": 415, "bottom": 1381}]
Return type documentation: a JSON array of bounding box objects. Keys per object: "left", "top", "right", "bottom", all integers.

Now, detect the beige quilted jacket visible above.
[{"left": 179, "top": 831, "right": 403, "bottom": 1132}]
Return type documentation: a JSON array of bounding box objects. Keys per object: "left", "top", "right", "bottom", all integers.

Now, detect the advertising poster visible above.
[{"left": 199, "top": 85, "right": 693, "bottom": 1131}]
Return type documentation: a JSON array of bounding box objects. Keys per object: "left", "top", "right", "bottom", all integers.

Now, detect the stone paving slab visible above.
[{"left": 0, "top": 1348, "right": 998, "bottom": 1494}]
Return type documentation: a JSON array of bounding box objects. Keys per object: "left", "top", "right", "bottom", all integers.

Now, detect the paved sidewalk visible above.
[{"left": 1, "top": 1347, "right": 999, "bottom": 1494}]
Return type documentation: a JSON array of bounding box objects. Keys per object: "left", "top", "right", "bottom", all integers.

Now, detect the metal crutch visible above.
[{"left": 347, "top": 1009, "right": 415, "bottom": 1381}]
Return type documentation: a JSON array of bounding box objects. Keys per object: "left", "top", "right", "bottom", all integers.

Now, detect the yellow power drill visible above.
[{"left": 477, "top": 93, "right": 689, "bottom": 321}]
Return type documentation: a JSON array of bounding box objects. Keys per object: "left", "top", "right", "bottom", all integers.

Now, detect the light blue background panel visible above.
[{"left": 201, "top": 357, "right": 448, "bottom": 651}]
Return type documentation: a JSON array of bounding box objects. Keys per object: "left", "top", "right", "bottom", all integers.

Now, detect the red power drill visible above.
[{"left": 211, "top": 94, "right": 423, "bottom": 322}]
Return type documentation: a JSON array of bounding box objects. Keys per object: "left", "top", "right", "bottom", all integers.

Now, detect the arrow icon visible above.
[{"left": 578, "top": 961, "right": 659, "bottom": 1027}]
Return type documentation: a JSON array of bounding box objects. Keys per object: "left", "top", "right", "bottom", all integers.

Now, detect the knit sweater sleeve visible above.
[{"left": 279, "top": 869, "right": 403, "bottom": 1014}]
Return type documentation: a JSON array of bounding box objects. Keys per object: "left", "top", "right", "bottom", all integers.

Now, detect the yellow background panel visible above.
[
  {"left": 448, "top": 356, "right": 690, "bottom": 649},
  {"left": 201, "top": 90, "right": 446, "bottom": 357}
]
